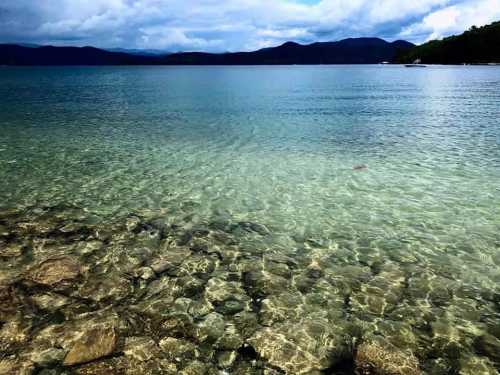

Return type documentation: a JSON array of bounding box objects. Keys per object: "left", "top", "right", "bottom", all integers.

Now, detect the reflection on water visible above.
[{"left": 0, "top": 66, "right": 499, "bottom": 374}]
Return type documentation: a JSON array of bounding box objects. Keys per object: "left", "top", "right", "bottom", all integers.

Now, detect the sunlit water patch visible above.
[{"left": 0, "top": 66, "right": 499, "bottom": 374}]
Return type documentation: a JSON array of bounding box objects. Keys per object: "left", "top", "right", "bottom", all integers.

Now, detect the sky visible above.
[{"left": 0, "top": 0, "right": 499, "bottom": 52}]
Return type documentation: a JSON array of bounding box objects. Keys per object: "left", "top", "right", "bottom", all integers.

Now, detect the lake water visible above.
[{"left": 0, "top": 66, "right": 499, "bottom": 374}]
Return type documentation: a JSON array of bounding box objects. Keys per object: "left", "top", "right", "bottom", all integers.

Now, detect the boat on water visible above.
[{"left": 405, "top": 58, "right": 426, "bottom": 68}]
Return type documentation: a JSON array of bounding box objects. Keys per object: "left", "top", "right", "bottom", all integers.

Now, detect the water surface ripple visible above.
[{"left": 0, "top": 66, "right": 499, "bottom": 374}]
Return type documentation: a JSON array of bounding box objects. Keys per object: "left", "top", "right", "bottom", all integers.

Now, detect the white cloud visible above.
[
  {"left": 400, "top": 0, "right": 500, "bottom": 41},
  {"left": 0, "top": 0, "right": 498, "bottom": 50}
]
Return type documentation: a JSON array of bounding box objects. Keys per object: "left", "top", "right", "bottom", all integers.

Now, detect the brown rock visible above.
[
  {"left": 0, "top": 358, "right": 34, "bottom": 375},
  {"left": 0, "top": 283, "right": 20, "bottom": 320},
  {"left": 355, "top": 341, "right": 421, "bottom": 375},
  {"left": 0, "top": 242, "right": 24, "bottom": 258},
  {"left": 247, "top": 323, "right": 349, "bottom": 375},
  {"left": 124, "top": 336, "right": 160, "bottom": 362},
  {"left": 63, "top": 326, "right": 117, "bottom": 366},
  {"left": 29, "top": 257, "right": 80, "bottom": 287}
]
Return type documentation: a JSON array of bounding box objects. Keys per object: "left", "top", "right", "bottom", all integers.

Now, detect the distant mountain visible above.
[
  {"left": 160, "top": 38, "right": 415, "bottom": 65},
  {"left": 0, "top": 38, "right": 414, "bottom": 66},
  {"left": 0, "top": 44, "right": 154, "bottom": 65},
  {"left": 397, "top": 21, "right": 500, "bottom": 64},
  {"left": 16, "top": 43, "right": 40, "bottom": 48},
  {"left": 106, "top": 48, "right": 171, "bottom": 56}
]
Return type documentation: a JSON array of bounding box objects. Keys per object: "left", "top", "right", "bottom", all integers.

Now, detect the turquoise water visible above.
[{"left": 0, "top": 66, "right": 499, "bottom": 374}]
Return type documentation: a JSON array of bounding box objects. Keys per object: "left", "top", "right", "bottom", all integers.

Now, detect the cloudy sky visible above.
[{"left": 0, "top": 0, "right": 499, "bottom": 52}]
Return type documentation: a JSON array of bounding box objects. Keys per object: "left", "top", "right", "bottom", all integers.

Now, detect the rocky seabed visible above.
[{"left": 0, "top": 204, "right": 499, "bottom": 375}]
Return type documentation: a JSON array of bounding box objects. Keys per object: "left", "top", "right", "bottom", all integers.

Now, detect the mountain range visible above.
[
  {"left": 0, "top": 38, "right": 413, "bottom": 66},
  {"left": 2, "top": 20, "right": 499, "bottom": 66}
]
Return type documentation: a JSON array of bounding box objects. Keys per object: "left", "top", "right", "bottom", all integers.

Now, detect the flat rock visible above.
[
  {"left": 159, "top": 337, "right": 199, "bottom": 362},
  {"left": 63, "top": 325, "right": 117, "bottom": 366},
  {"left": 248, "top": 321, "right": 349, "bottom": 374},
  {"left": 124, "top": 336, "right": 160, "bottom": 362},
  {"left": 355, "top": 341, "right": 421, "bottom": 375},
  {"left": 248, "top": 328, "right": 325, "bottom": 374},
  {"left": 29, "top": 257, "right": 80, "bottom": 287}
]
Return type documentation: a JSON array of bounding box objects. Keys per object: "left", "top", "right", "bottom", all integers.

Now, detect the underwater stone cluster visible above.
[{"left": 0, "top": 204, "right": 499, "bottom": 374}]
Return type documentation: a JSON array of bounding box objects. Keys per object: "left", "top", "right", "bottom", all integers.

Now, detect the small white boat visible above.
[{"left": 405, "top": 58, "right": 426, "bottom": 68}]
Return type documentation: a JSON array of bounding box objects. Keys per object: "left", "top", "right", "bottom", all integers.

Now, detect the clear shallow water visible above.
[{"left": 0, "top": 66, "right": 499, "bottom": 374}]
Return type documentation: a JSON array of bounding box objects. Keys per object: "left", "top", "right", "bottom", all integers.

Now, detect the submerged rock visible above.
[
  {"left": 259, "top": 292, "right": 304, "bottom": 326},
  {"left": 77, "top": 274, "right": 133, "bottom": 304},
  {"left": 217, "top": 350, "right": 237, "bottom": 369},
  {"left": 0, "top": 319, "right": 31, "bottom": 353},
  {"left": 473, "top": 333, "right": 500, "bottom": 363},
  {"left": 216, "top": 298, "right": 246, "bottom": 315},
  {"left": 29, "top": 257, "right": 80, "bottom": 287},
  {"left": 248, "top": 322, "right": 349, "bottom": 374},
  {"left": 248, "top": 328, "right": 324, "bottom": 374},
  {"left": 160, "top": 312, "right": 196, "bottom": 338},
  {"left": 0, "top": 241, "right": 25, "bottom": 258},
  {"left": 30, "top": 292, "right": 71, "bottom": 312},
  {"left": 180, "top": 360, "right": 215, "bottom": 375},
  {"left": 235, "top": 222, "right": 271, "bottom": 236},
  {"left": 243, "top": 270, "right": 289, "bottom": 298},
  {"left": 124, "top": 336, "right": 161, "bottom": 362},
  {"left": 353, "top": 164, "right": 368, "bottom": 170},
  {"left": 159, "top": 337, "right": 199, "bottom": 362},
  {"left": 355, "top": 341, "right": 421, "bottom": 375},
  {"left": 233, "top": 311, "right": 260, "bottom": 339},
  {"left": 194, "top": 312, "right": 225, "bottom": 343},
  {"left": 0, "top": 358, "right": 34, "bottom": 375},
  {"left": 459, "top": 356, "right": 498, "bottom": 375},
  {"left": 151, "top": 250, "right": 189, "bottom": 274},
  {"left": 29, "top": 348, "right": 66, "bottom": 367},
  {"left": 216, "top": 324, "right": 244, "bottom": 350},
  {"left": 63, "top": 325, "right": 117, "bottom": 366},
  {"left": 0, "top": 282, "right": 21, "bottom": 321}
]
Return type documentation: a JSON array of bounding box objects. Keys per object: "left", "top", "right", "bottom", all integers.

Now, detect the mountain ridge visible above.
[
  {"left": 0, "top": 37, "right": 414, "bottom": 65},
  {"left": 161, "top": 38, "right": 415, "bottom": 65}
]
